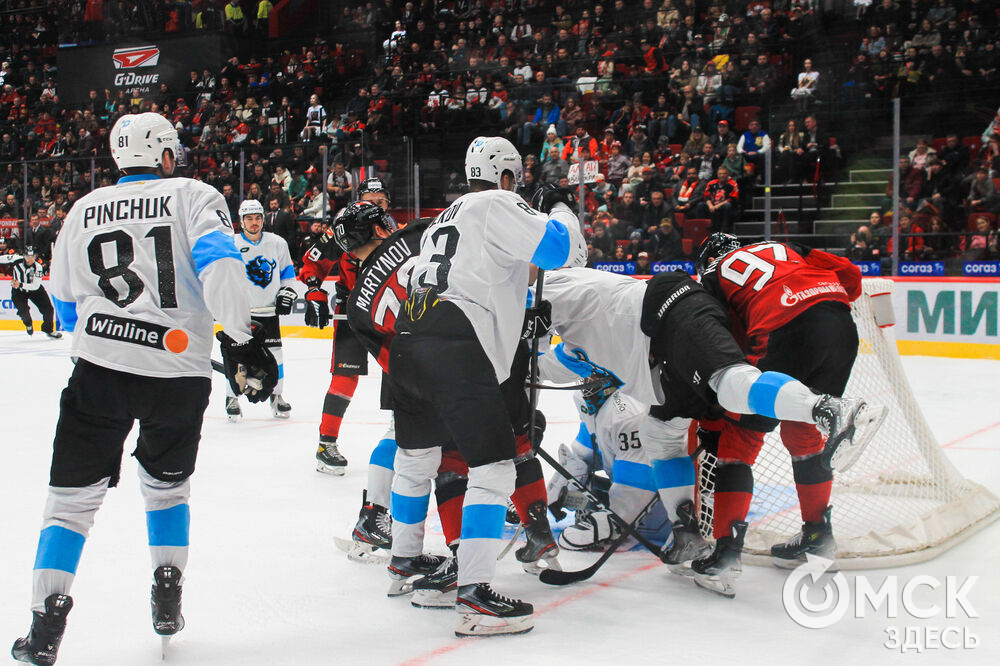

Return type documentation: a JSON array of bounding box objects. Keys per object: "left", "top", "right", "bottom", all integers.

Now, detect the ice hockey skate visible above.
[
  {"left": 269, "top": 394, "right": 291, "bottom": 419},
  {"left": 387, "top": 554, "right": 448, "bottom": 597},
  {"left": 11, "top": 593, "right": 73, "bottom": 666},
  {"left": 692, "top": 521, "right": 747, "bottom": 598},
  {"left": 455, "top": 583, "right": 533, "bottom": 637},
  {"left": 514, "top": 500, "right": 561, "bottom": 574},
  {"left": 315, "top": 437, "right": 347, "bottom": 475},
  {"left": 558, "top": 509, "right": 620, "bottom": 551},
  {"left": 411, "top": 557, "right": 458, "bottom": 609},
  {"left": 813, "top": 396, "right": 887, "bottom": 472},
  {"left": 151, "top": 566, "right": 184, "bottom": 656},
  {"left": 343, "top": 490, "right": 392, "bottom": 563},
  {"left": 662, "top": 500, "right": 711, "bottom": 576},
  {"left": 45, "top": 331, "right": 62, "bottom": 339},
  {"left": 225, "top": 396, "right": 242, "bottom": 423},
  {"left": 771, "top": 506, "right": 838, "bottom": 569}
]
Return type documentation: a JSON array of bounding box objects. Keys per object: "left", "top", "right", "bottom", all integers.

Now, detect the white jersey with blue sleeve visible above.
[
  {"left": 48, "top": 174, "right": 252, "bottom": 378},
  {"left": 410, "top": 189, "right": 586, "bottom": 382},
  {"left": 233, "top": 230, "right": 296, "bottom": 314},
  {"left": 538, "top": 267, "right": 664, "bottom": 406}
]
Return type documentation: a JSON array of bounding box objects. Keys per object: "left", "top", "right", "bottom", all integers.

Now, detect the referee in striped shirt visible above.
[{"left": 1, "top": 246, "right": 61, "bottom": 338}]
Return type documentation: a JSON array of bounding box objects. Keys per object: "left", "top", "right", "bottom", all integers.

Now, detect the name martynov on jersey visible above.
[
  {"left": 347, "top": 219, "right": 428, "bottom": 373},
  {"left": 49, "top": 174, "right": 252, "bottom": 379},
  {"left": 233, "top": 230, "right": 296, "bottom": 314},
  {"left": 408, "top": 190, "right": 587, "bottom": 383},
  {"left": 538, "top": 267, "right": 665, "bottom": 407}
]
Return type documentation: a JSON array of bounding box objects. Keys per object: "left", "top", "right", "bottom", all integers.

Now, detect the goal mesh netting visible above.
[{"left": 695, "top": 278, "right": 1000, "bottom": 569}]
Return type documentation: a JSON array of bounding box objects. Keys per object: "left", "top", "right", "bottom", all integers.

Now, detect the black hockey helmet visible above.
[
  {"left": 358, "top": 177, "right": 389, "bottom": 200},
  {"left": 332, "top": 200, "right": 398, "bottom": 253},
  {"left": 23, "top": 245, "right": 36, "bottom": 256},
  {"left": 695, "top": 232, "right": 742, "bottom": 276}
]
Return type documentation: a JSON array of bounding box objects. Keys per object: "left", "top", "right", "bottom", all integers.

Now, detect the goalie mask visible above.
[
  {"left": 332, "top": 200, "right": 398, "bottom": 253},
  {"left": 553, "top": 343, "right": 625, "bottom": 415},
  {"left": 695, "top": 232, "right": 742, "bottom": 276}
]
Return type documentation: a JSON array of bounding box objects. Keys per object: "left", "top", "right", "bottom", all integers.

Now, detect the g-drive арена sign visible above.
[
  {"left": 896, "top": 281, "right": 999, "bottom": 344},
  {"left": 57, "top": 35, "right": 231, "bottom": 106}
]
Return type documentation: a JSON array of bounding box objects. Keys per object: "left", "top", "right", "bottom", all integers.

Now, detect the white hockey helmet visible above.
[
  {"left": 238, "top": 199, "right": 265, "bottom": 220},
  {"left": 110, "top": 112, "right": 185, "bottom": 170},
  {"left": 465, "top": 136, "right": 524, "bottom": 187}
]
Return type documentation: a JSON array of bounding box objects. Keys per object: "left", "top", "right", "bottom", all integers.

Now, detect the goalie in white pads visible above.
[
  {"left": 540, "top": 349, "right": 661, "bottom": 552},
  {"left": 226, "top": 199, "right": 298, "bottom": 421}
]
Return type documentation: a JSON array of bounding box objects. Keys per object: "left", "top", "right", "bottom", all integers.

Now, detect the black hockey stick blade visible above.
[{"left": 539, "top": 495, "right": 659, "bottom": 586}]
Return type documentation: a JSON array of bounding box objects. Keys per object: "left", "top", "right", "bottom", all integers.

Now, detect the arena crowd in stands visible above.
[{"left": 1, "top": 0, "right": 1000, "bottom": 273}]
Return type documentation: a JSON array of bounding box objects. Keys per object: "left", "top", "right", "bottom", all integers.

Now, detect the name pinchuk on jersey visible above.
[
  {"left": 353, "top": 237, "right": 415, "bottom": 313},
  {"left": 82, "top": 195, "right": 173, "bottom": 227},
  {"left": 779, "top": 281, "right": 846, "bottom": 307},
  {"left": 246, "top": 256, "right": 276, "bottom": 288}
]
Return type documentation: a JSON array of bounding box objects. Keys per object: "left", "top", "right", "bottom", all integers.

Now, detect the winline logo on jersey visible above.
[
  {"left": 781, "top": 555, "right": 981, "bottom": 653},
  {"left": 85, "top": 313, "right": 188, "bottom": 354}
]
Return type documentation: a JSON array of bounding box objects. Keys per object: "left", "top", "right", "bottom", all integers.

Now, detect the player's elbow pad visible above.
[{"left": 531, "top": 218, "right": 586, "bottom": 270}]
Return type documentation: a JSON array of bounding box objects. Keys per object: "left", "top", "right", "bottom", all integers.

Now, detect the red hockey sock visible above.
[
  {"left": 713, "top": 462, "right": 754, "bottom": 539},
  {"left": 510, "top": 455, "right": 546, "bottom": 524},
  {"left": 435, "top": 477, "right": 467, "bottom": 547},
  {"left": 791, "top": 455, "right": 833, "bottom": 523},
  {"left": 319, "top": 374, "right": 359, "bottom": 441}
]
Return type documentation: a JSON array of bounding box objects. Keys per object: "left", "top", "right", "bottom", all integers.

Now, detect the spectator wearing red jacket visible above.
[{"left": 704, "top": 166, "right": 740, "bottom": 233}]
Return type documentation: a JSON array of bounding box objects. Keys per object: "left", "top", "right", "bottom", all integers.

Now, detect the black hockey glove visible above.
[
  {"left": 520, "top": 299, "right": 552, "bottom": 340},
  {"left": 304, "top": 277, "right": 331, "bottom": 329},
  {"left": 303, "top": 227, "right": 340, "bottom": 263},
  {"left": 274, "top": 286, "right": 297, "bottom": 316},
  {"left": 530, "top": 183, "right": 577, "bottom": 215},
  {"left": 216, "top": 323, "right": 278, "bottom": 404}
]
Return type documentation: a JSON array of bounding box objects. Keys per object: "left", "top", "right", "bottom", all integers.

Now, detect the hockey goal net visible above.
[{"left": 696, "top": 278, "right": 1000, "bottom": 569}]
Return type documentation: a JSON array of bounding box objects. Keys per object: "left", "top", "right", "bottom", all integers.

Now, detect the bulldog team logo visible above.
[
  {"left": 112, "top": 46, "right": 160, "bottom": 69},
  {"left": 246, "top": 256, "right": 276, "bottom": 288}
]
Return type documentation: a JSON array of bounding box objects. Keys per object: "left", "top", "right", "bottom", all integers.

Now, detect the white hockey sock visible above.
[
  {"left": 367, "top": 433, "right": 397, "bottom": 509},
  {"left": 390, "top": 447, "right": 441, "bottom": 559},
  {"left": 31, "top": 479, "right": 109, "bottom": 612},
  {"left": 139, "top": 467, "right": 191, "bottom": 574},
  {"left": 457, "top": 460, "right": 515, "bottom": 587},
  {"left": 712, "top": 364, "right": 819, "bottom": 423},
  {"left": 271, "top": 343, "right": 284, "bottom": 395}
]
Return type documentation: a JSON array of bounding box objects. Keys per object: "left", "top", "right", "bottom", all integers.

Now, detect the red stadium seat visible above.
[
  {"left": 682, "top": 218, "right": 711, "bottom": 246},
  {"left": 682, "top": 238, "right": 693, "bottom": 256},
  {"left": 931, "top": 137, "right": 947, "bottom": 154},
  {"left": 962, "top": 136, "right": 982, "bottom": 161},
  {"left": 734, "top": 106, "right": 760, "bottom": 133}
]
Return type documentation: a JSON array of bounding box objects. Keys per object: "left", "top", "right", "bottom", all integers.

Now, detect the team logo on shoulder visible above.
[{"left": 246, "top": 256, "right": 276, "bottom": 288}]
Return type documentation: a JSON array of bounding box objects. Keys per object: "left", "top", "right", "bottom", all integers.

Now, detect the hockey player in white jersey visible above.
[
  {"left": 538, "top": 267, "right": 882, "bottom": 579},
  {"left": 539, "top": 349, "right": 659, "bottom": 551},
  {"left": 11, "top": 113, "right": 277, "bottom": 666},
  {"left": 387, "top": 136, "right": 586, "bottom": 636},
  {"left": 226, "top": 198, "right": 297, "bottom": 421}
]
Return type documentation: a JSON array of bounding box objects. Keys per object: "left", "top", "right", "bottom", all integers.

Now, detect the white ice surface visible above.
[{"left": 1, "top": 332, "right": 998, "bottom": 665}]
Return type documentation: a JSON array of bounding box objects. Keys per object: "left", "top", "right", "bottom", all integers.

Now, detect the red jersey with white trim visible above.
[
  {"left": 701, "top": 241, "right": 862, "bottom": 341},
  {"left": 347, "top": 219, "right": 428, "bottom": 373}
]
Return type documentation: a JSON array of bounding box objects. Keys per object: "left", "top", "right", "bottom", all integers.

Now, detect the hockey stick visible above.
[
  {"left": 539, "top": 494, "right": 660, "bottom": 586},
  {"left": 523, "top": 377, "right": 608, "bottom": 392},
  {"left": 533, "top": 444, "right": 666, "bottom": 562},
  {"left": 528, "top": 269, "right": 545, "bottom": 448}
]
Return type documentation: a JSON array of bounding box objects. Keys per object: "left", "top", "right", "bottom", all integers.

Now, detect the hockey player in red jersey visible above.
[
  {"left": 692, "top": 233, "right": 887, "bottom": 597},
  {"left": 300, "top": 177, "right": 393, "bottom": 475}
]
